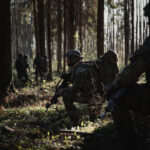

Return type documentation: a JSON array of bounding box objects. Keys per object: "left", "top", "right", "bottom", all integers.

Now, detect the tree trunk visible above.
[
  {"left": 33, "top": 0, "right": 40, "bottom": 55},
  {"left": 63, "top": 0, "right": 67, "bottom": 72},
  {"left": 37, "top": 0, "right": 45, "bottom": 56},
  {"left": 124, "top": 0, "right": 130, "bottom": 65},
  {"left": 112, "top": 13, "right": 115, "bottom": 50},
  {"left": 46, "top": 0, "right": 52, "bottom": 81},
  {"left": 79, "top": 0, "right": 83, "bottom": 53},
  {"left": 0, "top": 0, "right": 12, "bottom": 100},
  {"left": 13, "top": 0, "right": 19, "bottom": 55},
  {"left": 131, "top": 0, "right": 135, "bottom": 55},
  {"left": 68, "top": 0, "right": 75, "bottom": 49},
  {"left": 57, "top": 0, "right": 62, "bottom": 73},
  {"left": 97, "top": 0, "right": 104, "bottom": 58}
]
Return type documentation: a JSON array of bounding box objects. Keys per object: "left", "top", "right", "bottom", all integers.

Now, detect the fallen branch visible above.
[
  {"left": 59, "top": 129, "right": 92, "bottom": 136},
  {"left": 4, "top": 125, "right": 15, "bottom": 132}
]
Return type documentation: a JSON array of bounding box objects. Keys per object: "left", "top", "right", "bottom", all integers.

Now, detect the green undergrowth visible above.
[
  {"left": 0, "top": 106, "right": 113, "bottom": 150},
  {"left": 0, "top": 80, "right": 113, "bottom": 150}
]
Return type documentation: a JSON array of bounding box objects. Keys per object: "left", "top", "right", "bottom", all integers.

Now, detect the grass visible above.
[{"left": 0, "top": 78, "right": 113, "bottom": 150}]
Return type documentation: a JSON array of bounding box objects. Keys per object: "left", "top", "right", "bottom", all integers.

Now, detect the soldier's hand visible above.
[{"left": 45, "top": 102, "right": 51, "bottom": 109}]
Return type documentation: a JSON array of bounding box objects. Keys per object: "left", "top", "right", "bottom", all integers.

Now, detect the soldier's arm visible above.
[
  {"left": 112, "top": 55, "right": 147, "bottom": 88},
  {"left": 63, "top": 67, "right": 88, "bottom": 96}
]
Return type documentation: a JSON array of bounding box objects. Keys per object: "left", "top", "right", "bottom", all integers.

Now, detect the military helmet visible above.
[
  {"left": 65, "top": 49, "right": 83, "bottom": 59},
  {"left": 102, "top": 50, "right": 118, "bottom": 62},
  {"left": 144, "top": 2, "right": 150, "bottom": 18},
  {"left": 65, "top": 49, "right": 83, "bottom": 66}
]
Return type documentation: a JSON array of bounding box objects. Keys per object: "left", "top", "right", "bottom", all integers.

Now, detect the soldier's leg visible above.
[
  {"left": 87, "top": 95, "right": 102, "bottom": 122},
  {"left": 112, "top": 106, "right": 135, "bottom": 133},
  {"left": 112, "top": 84, "right": 150, "bottom": 136},
  {"left": 116, "top": 84, "right": 150, "bottom": 115},
  {"left": 63, "top": 93, "right": 80, "bottom": 125}
]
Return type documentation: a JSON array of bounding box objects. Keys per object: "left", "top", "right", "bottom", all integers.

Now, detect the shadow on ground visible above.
[{"left": 79, "top": 123, "right": 149, "bottom": 150}]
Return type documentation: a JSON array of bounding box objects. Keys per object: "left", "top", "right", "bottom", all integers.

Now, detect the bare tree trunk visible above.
[
  {"left": 68, "top": 0, "right": 75, "bottom": 49},
  {"left": 0, "top": 0, "right": 12, "bottom": 100},
  {"left": 57, "top": 0, "right": 62, "bottom": 73},
  {"left": 97, "top": 0, "right": 104, "bottom": 58},
  {"left": 124, "top": 0, "right": 130, "bottom": 65},
  {"left": 131, "top": 0, "right": 135, "bottom": 55},
  {"left": 112, "top": 12, "right": 115, "bottom": 50},
  {"left": 13, "top": 0, "right": 19, "bottom": 55},
  {"left": 33, "top": 0, "right": 40, "bottom": 55},
  {"left": 46, "top": 0, "right": 52, "bottom": 81},
  {"left": 37, "top": 0, "right": 45, "bottom": 56},
  {"left": 79, "top": 0, "right": 83, "bottom": 53},
  {"left": 63, "top": 0, "right": 67, "bottom": 72}
]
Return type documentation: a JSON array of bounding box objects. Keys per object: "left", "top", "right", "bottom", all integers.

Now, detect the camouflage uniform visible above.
[
  {"left": 108, "top": 4, "right": 150, "bottom": 141},
  {"left": 62, "top": 62, "right": 104, "bottom": 124},
  {"left": 97, "top": 50, "right": 119, "bottom": 88}
]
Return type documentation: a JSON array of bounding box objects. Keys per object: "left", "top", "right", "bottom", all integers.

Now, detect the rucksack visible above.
[{"left": 83, "top": 50, "right": 119, "bottom": 86}]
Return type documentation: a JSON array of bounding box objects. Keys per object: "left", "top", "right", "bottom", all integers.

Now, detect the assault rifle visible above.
[{"left": 45, "top": 72, "right": 71, "bottom": 110}]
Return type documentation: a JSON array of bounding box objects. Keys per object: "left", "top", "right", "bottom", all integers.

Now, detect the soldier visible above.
[
  {"left": 33, "top": 53, "right": 42, "bottom": 82},
  {"left": 46, "top": 49, "right": 104, "bottom": 125},
  {"left": 107, "top": 2, "right": 150, "bottom": 146},
  {"left": 98, "top": 50, "right": 119, "bottom": 89}
]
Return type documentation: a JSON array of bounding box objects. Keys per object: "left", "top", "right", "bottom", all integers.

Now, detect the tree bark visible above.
[
  {"left": 37, "top": 0, "right": 46, "bottom": 56},
  {"left": 68, "top": 0, "right": 75, "bottom": 49},
  {"left": 13, "top": 0, "right": 19, "bottom": 55},
  {"left": 131, "top": 0, "right": 135, "bottom": 55},
  {"left": 63, "top": 0, "right": 67, "bottom": 72},
  {"left": 33, "top": 0, "right": 40, "bottom": 55},
  {"left": 79, "top": 0, "right": 83, "bottom": 53},
  {"left": 0, "top": 0, "right": 12, "bottom": 100},
  {"left": 124, "top": 0, "right": 130, "bottom": 65},
  {"left": 45, "top": 0, "right": 52, "bottom": 81},
  {"left": 97, "top": 0, "right": 104, "bottom": 58},
  {"left": 57, "top": 0, "right": 62, "bottom": 73}
]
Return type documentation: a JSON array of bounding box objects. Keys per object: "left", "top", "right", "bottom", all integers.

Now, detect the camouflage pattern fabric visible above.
[
  {"left": 62, "top": 62, "right": 104, "bottom": 124},
  {"left": 96, "top": 50, "right": 119, "bottom": 88}
]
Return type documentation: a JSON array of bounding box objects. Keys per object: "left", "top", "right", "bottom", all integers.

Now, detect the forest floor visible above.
[{"left": 0, "top": 77, "right": 148, "bottom": 150}]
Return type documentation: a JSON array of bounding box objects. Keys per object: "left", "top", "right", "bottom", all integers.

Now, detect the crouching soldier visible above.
[
  {"left": 99, "top": 50, "right": 119, "bottom": 89},
  {"left": 46, "top": 49, "right": 104, "bottom": 125}
]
